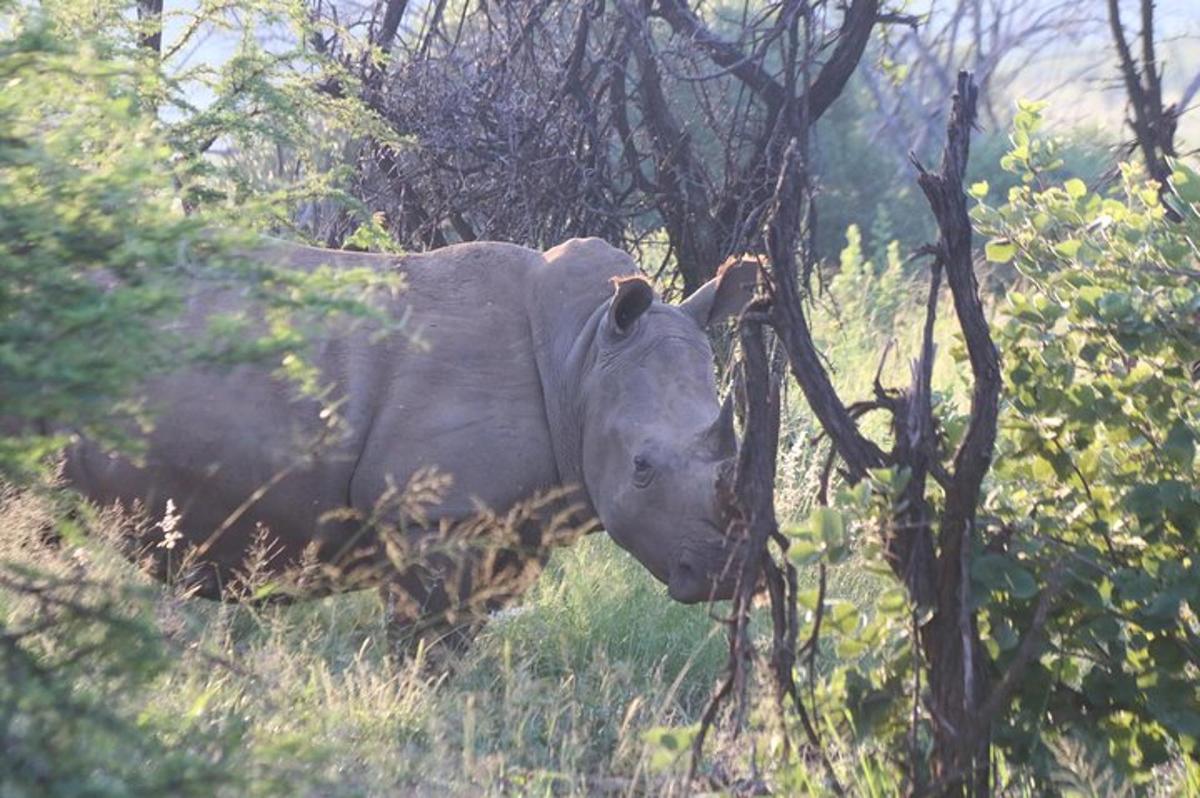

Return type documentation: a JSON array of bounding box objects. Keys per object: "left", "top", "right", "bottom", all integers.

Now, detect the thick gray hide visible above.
[{"left": 64, "top": 238, "right": 755, "bottom": 605}]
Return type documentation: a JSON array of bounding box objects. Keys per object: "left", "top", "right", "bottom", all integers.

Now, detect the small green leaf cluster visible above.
[
  {"left": 829, "top": 223, "right": 909, "bottom": 333},
  {"left": 784, "top": 473, "right": 923, "bottom": 757},
  {"left": 0, "top": 10, "right": 202, "bottom": 475},
  {"left": 344, "top": 211, "right": 407, "bottom": 254},
  {"left": 976, "top": 101, "right": 1200, "bottom": 780},
  {"left": 998, "top": 100, "right": 1068, "bottom": 181}
]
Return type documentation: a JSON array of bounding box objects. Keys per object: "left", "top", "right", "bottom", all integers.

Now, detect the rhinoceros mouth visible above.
[
  {"left": 668, "top": 560, "right": 738, "bottom": 603},
  {"left": 667, "top": 531, "right": 743, "bottom": 604}
]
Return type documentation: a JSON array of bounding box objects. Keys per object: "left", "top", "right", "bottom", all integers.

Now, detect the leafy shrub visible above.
[
  {"left": 976, "top": 104, "right": 1200, "bottom": 782},
  {"left": 0, "top": 3, "right": 402, "bottom": 480},
  {"left": 0, "top": 5, "right": 402, "bottom": 792},
  {"left": 0, "top": 564, "right": 246, "bottom": 797}
]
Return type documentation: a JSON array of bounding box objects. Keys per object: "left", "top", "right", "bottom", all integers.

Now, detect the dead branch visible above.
[
  {"left": 909, "top": 71, "right": 998, "bottom": 795},
  {"left": 690, "top": 293, "right": 780, "bottom": 775},
  {"left": 803, "top": 0, "right": 880, "bottom": 124},
  {"left": 1107, "top": 0, "right": 1181, "bottom": 219},
  {"left": 769, "top": 138, "right": 890, "bottom": 482}
]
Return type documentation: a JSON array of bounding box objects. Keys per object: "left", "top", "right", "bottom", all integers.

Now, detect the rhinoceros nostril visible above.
[{"left": 668, "top": 556, "right": 709, "bottom": 603}]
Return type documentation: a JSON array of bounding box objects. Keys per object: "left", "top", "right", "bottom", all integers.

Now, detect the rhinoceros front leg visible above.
[
  {"left": 377, "top": 540, "right": 551, "bottom": 669},
  {"left": 378, "top": 562, "right": 477, "bottom": 671}
]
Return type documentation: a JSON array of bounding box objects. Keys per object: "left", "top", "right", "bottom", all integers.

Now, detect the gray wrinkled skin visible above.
[{"left": 64, "top": 238, "right": 757, "bottom": 605}]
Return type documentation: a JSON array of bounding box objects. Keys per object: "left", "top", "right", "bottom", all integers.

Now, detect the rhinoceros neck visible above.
[
  {"left": 544, "top": 303, "right": 606, "bottom": 486},
  {"left": 525, "top": 238, "right": 637, "bottom": 515}
]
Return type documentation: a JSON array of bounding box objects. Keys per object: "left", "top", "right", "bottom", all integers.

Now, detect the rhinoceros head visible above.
[{"left": 577, "top": 259, "right": 758, "bottom": 603}]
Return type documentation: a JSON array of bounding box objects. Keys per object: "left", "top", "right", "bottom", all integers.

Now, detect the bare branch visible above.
[
  {"left": 1107, "top": 0, "right": 1180, "bottom": 218},
  {"left": 769, "top": 138, "right": 890, "bottom": 482},
  {"left": 137, "top": 0, "right": 164, "bottom": 56},
  {"left": 375, "top": 0, "right": 410, "bottom": 55},
  {"left": 1181, "top": 69, "right": 1200, "bottom": 114},
  {"left": 652, "top": 0, "right": 786, "bottom": 113},
  {"left": 912, "top": 71, "right": 997, "bottom": 792},
  {"left": 804, "top": 0, "right": 880, "bottom": 122}
]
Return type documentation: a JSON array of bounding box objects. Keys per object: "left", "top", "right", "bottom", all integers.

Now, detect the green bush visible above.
[
  {"left": 0, "top": 6, "right": 400, "bottom": 793},
  {"left": 0, "top": 11, "right": 203, "bottom": 476},
  {"left": 0, "top": 565, "right": 247, "bottom": 797},
  {"left": 977, "top": 104, "right": 1200, "bottom": 782},
  {"left": 0, "top": 3, "right": 402, "bottom": 480}
]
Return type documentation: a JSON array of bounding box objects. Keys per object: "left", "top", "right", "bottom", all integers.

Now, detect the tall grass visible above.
[
  {"left": 0, "top": 490, "right": 735, "bottom": 795},
  {"left": 1, "top": 477, "right": 903, "bottom": 796}
]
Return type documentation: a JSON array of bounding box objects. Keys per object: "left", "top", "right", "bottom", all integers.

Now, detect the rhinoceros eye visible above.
[{"left": 633, "top": 455, "right": 655, "bottom": 488}]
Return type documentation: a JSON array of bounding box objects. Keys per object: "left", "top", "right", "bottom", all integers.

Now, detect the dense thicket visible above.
[{"left": 2, "top": 1, "right": 1199, "bottom": 795}]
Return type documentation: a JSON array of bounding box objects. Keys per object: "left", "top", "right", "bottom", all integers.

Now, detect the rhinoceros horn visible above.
[{"left": 704, "top": 393, "right": 738, "bottom": 461}]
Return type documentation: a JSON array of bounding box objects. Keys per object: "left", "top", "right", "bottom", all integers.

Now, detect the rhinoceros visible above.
[{"left": 63, "top": 237, "right": 757, "bottom": 623}]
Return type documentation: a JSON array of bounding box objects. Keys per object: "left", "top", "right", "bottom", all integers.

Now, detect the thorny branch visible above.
[
  {"left": 318, "top": 0, "right": 885, "bottom": 294},
  {"left": 690, "top": 282, "right": 847, "bottom": 795},
  {"left": 694, "top": 71, "right": 1001, "bottom": 795}
]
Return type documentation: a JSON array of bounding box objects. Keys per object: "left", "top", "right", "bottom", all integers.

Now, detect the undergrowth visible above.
[{"left": 3, "top": 226, "right": 1190, "bottom": 795}]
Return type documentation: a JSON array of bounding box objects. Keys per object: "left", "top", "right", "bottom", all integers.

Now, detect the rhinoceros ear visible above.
[
  {"left": 609, "top": 276, "right": 655, "bottom": 333},
  {"left": 679, "top": 256, "right": 760, "bottom": 329}
]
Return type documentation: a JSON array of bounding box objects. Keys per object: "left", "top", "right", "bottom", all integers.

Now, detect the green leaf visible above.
[
  {"left": 1016, "top": 98, "right": 1049, "bottom": 116},
  {"left": 1064, "top": 178, "right": 1087, "bottom": 199},
  {"left": 969, "top": 180, "right": 989, "bottom": 199},
  {"left": 1054, "top": 239, "right": 1082, "bottom": 259},
  {"left": 797, "top": 588, "right": 821, "bottom": 610},
  {"left": 1171, "top": 161, "right": 1200, "bottom": 204},
  {"left": 985, "top": 239, "right": 1016, "bottom": 263},
  {"left": 1163, "top": 420, "right": 1195, "bottom": 470},
  {"left": 788, "top": 538, "right": 824, "bottom": 567},
  {"left": 1125, "top": 484, "right": 1162, "bottom": 522},
  {"left": 1097, "top": 291, "right": 1133, "bottom": 321},
  {"left": 876, "top": 587, "right": 907, "bottom": 617},
  {"left": 1149, "top": 636, "right": 1188, "bottom": 671},
  {"left": 810, "top": 507, "right": 846, "bottom": 549},
  {"left": 1084, "top": 615, "right": 1121, "bottom": 643},
  {"left": 1004, "top": 566, "right": 1038, "bottom": 600},
  {"left": 972, "top": 554, "right": 1039, "bottom": 600},
  {"left": 826, "top": 600, "right": 861, "bottom": 636},
  {"left": 837, "top": 638, "right": 867, "bottom": 659},
  {"left": 1142, "top": 592, "right": 1181, "bottom": 624}
]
